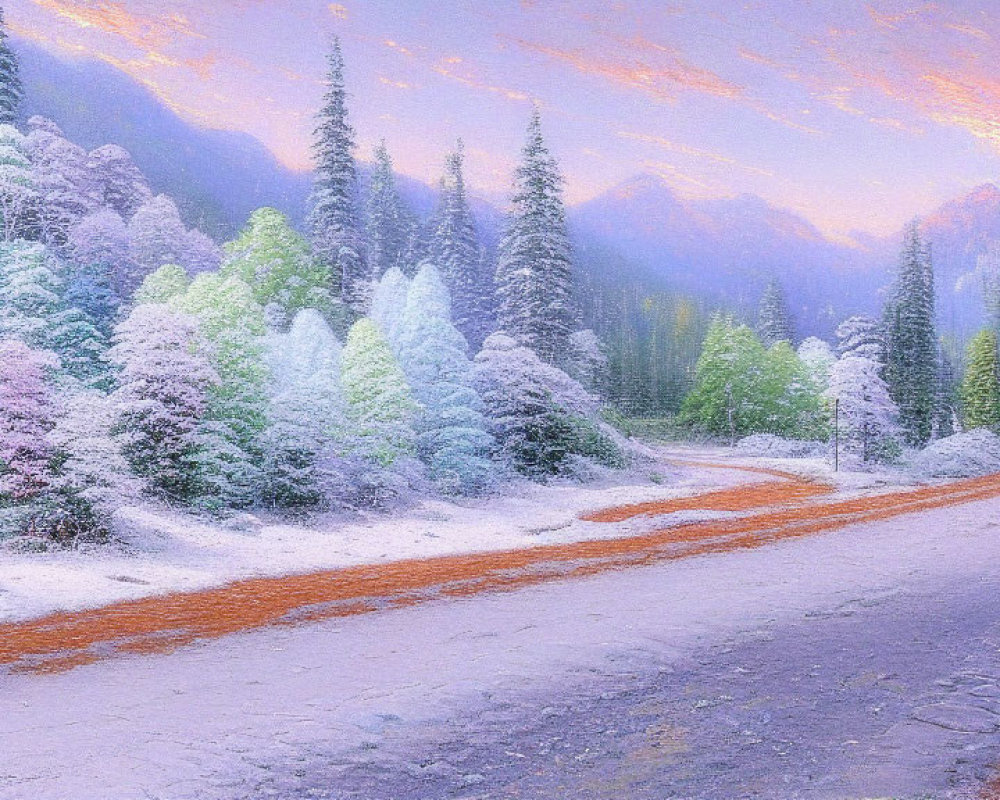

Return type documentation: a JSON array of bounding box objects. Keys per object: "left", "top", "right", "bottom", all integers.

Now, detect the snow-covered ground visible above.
[
  {"left": 0, "top": 451, "right": 782, "bottom": 623},
  {"left": 3, "top": 469, "right": 1000, "bottom": 799}
]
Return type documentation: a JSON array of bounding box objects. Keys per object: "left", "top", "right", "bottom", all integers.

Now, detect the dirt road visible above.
[{"left": 3, "top": 464, "right": 1000, "bottom": 677}]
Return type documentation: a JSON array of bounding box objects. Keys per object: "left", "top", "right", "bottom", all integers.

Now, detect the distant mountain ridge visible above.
[{"left": 16, "top": 38, "right": 1000, "bottom": 341}]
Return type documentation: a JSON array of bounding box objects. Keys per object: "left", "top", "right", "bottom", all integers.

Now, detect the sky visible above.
[{"left": 6, "top": 0, "right": 1000, "bottom": 242}]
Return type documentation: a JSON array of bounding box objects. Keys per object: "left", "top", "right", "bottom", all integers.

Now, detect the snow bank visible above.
[
  {"left": 910, "top": 429, "right": 1000, "bottom": 479},
  {"left": 735, "top": 434, "right": 828, "bottom": 459}
]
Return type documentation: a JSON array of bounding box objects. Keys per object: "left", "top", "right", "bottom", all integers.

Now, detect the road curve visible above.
[{"left": 3, "top": 465, "right": 1000, "bottom": 678}]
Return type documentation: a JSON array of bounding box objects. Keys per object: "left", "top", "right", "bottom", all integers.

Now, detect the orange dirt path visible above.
[{"left": 3, "top": 467, "right": 1000, "bottom": 677}]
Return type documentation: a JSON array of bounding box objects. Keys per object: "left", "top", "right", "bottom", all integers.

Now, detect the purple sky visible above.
[{"left": 7, "top": 0, "right": 1000, "bottom": 241}]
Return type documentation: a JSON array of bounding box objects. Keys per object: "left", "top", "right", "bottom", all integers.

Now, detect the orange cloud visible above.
[
  {"left": 328, "top": 3, "right": 348, "bottom": 20},
  {"left": 378, "top": 75, "right": 415, "bottom": 90},
  {"left": 30, "top": 0, "right": 205, "bottom": 50}
]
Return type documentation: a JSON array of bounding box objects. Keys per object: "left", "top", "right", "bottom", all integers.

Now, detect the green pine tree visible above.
[
  {"left": 961, "top": 329, "right": 1000, "bottom": 430},
  {"left": 0, "top": 8, "right": 22, "bottom": 126}
]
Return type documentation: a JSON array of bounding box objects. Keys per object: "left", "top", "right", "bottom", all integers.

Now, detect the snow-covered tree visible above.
[
  {"left": 369, "top": 266, "right": 410, "bottom": 346},
  {"left": 134, "top": 263, "right": 189, "bottom": 306},
  {"left": 934, "top": 341, "right": 960, "bottom": 439},
  {"left": 110, "top": 304, "right": 216, "bottom": 500},
  {"left": 0, "top": 124, "right": 38, "bottom": 241},
  {"left": 47, "top": 391, "right": 140, "bottom": 539},
  {"left": 961, "top": 329, "right": 1000, "bottom": 431},
  {"left": 431, "top": 141, "right": 493, "bottom": 349},
  {"left": 184, "top": 229, "right": 222, "bottom": 275},
  {"left": 366, "top": 141, "right": 411, "bottom": 280},
  {"left": 567, "top": 329, "right": 609, "bottom": 394},
  {"left": 0, "top": 241, "right": 108, "bottom": 387},
  {"left": 87, "top": 144, "right": 152, "bottom": 219},
  {"left": 756, "top": 279, "right": 793, "bottom": 346},
  {"left": 68, "top": 209, "right": 135, "bottom": 303},
  {"left": 309, "top": 39, "right": 367, "bottom": 313},
  {"left": 0, "top": 339, "right": 56, "bottom": 506},
  {"left": 495, "top": 110, "right": 576, "bottom": 363},
  {"left": 472, "top": 332, "right": 621, "bottom": 476},
  {"left": 797, "top": 336, "right": 836, "bottom": 394},
  {"left": 26, "top": 117, "right": 96, "bottom": 248},
  {"left": 883, "top": 221, "right": 936, "bottom": 446},
  {"left": 340, "top": 318, "right": 417, "bottom": 467},
  {"left": 261, "top": 309, "right": 346, "bottom": 508},
  {"left": 127, "top": 195, "right": 190, "bottom": 280},
  {"left": 396, "top": 264, "right": 495, "bottom": 493},
  {"left": 836, "top": 314, "right": 885, "bottom": 363},
  {"left": 0, "top": 7, "right": 22, "bottom": 126},
  {"left": 826, "top": 355, "right": 900, "bottom": 463},
  {"left": 178, "top": 274, "right": 270, "bottom": 509},
  {"left": 223, "top": 207, "right": 332, "bottom": 318}
]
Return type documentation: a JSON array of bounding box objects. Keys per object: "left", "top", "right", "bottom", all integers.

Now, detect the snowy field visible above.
[{"left": 0, "top": 448, "right": 800, "bottom": 624}]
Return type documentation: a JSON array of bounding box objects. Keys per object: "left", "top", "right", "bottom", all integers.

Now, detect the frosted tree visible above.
[
  {"left": 366, "top": 141, "right": 411, "bottom": 279},
  {"left": 184, "top": 229, "right": 222, "bottom": 275},
  {"left": 883, "top": 221, "right": 936, "bottom": 446},
  {"left": 756, "top": 279, "right": 793, "bottom": 346},
  {"left": 797, "top": 336, "right": 836, "bottom": 394},
  {"left": 826, "top": 356, "right": 900, "bottom": 463},
  {"left": 369, "top": 266, "right": 410, "bottom": 346},
  {"left": 341, "top": 318, "right": 417, "bottom": 467},
  {"left": 0, "top": 7, "right": 21, "bottom": 125},
  {"left": 262, "top": 309, "right": 346, "bottom": 507},
  {"left": 396, "top": 264, "right": 495, "bottom": 493},
  {"left": 961, "top": 330, "right": 1000, "bottom": 430},
  {"left": 223, "top": 207, "right": 332, "bottom": 318},
  {"left": 836, "top": 314, "right": 885, "bottom": 363},
  {"left": 495, "top": 110, "right": 576, "bottom": 363},
  {"left": 87, "top": 144, "right": 152, "bottom": 219},
  {"left": 68, "top": 209, "right": 135, "bottom": 302},
  {"left": 127, "top": 195, "right": 190, "bottom": 281},
  {"left": 110, "top": 303, "right": 216, "bottom": 500},
  {"left": 431, "top": 141, "right": 493, "bottom": 349},
  {"left": 761, "top": 341, "right": 825, "bottom": 439},
  {"left": 0, "top": 241, "right": 108, "bottom": 387},
  {"left": 134, "top": 263, "right": 190, "bottom": 305},
  {"left": 934, "top": 342, "right": 960, "bottom": 439},
  {"left": 47, "top": 391, "right": 140, "bottom": 538},
  {"left": 0, "top": 124, "right": 38, "bottom": 241},
  {"left": 26, "top": 117, "right": 97, "bottom": 248},
  {"left": 309, "top": 39, "right": 367, "bottom": 313},
  {"left": 567, "top": 329, "right": 609, "bottom": 394},
  {"left": 472, "top": 332, "right": 621, "bottom": 476},
  {"left": 0, "top": 339, "right": 56, "bottom": 507},
  {"left": 179, "top": 274, "right": 270, "bottom": 509}
]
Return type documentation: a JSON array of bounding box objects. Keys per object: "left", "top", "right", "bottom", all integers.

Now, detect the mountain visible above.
[{"left": 570, "top": 174, "right": 884, "bottom": 338}]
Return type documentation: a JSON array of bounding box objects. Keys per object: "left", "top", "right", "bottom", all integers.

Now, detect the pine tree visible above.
[
  {"left": 0, "top": 339, "right": 56, "bottom": 506},
  {"left": 396, "top": 264, "right": 495, "bottom": 493},
  {"left": 110, "top": 304, "right": 217, "bottom": 500},
  {"left": 366, "top": 141, "right": 411, "bottom": 280},
  {"left": 0, "top": 7, "right": 22, "bottom": 126},
  {"left": 178, "top": 274, "right": 270, "bottom": 508},
  {"left": 495, "top": 110, "right": 576, "bottom": 364},
  {"left": 0, "top": 241, "right": 108, "bottom": 387},
  {"left": 340, "top": 318, "right": 417, "bottom": 467},
  {"left": 961, "top": 329, "right": 1000, "bottom": 430},
  {"left": 883, "top": 221, "right": 936, "bottom": 446},
  {"left": 309, "top": 39, "right": 367, "bottom": 314},
  {"left": 369, "top": 266, "right": 410, "bottom": 347},
  {"left": 756, "top": 279, "right": 793, "bottom": 346},
  {"left": 431, "top": 141, "right": 493, "bottom": 349},
  {"left": 0, "top": 124, "right": 38, "bottom": 241},
  {"left": 223, "top": 207, "right": 332, "bottom": 318}
]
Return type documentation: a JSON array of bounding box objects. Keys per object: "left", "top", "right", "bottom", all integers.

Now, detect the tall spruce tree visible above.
[
  {"left": 0, "top": 8, "right": 22, "bottom": 126},
  {"left": 961, "top": 330, "right": 1000, "bottom": 431},
  {"left": 309, "top": 39, "right": 367, "bottom": 315},
  {"left": 431, "top": 141, "right": 493, "bottom": 350},
  {"left": 366, "top": 141, "right": 411, "bottom": 280},
  {"left": 495, "top": 110, "right": 576, "bottom": 364},
  {"left": 756, "top": 279, "right": 793, "bottom": 347},
  {"left": 883, "top": 221, "right": 936, "bottom": 446}
]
